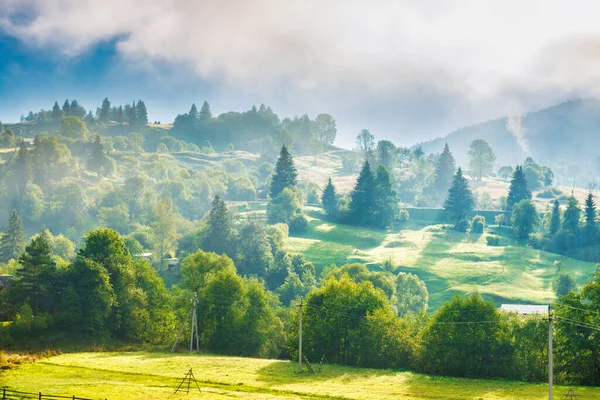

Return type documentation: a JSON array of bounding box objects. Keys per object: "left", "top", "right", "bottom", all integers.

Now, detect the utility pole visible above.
[
  {"left": 298, "top": 297, "right": 303, "bottom": 374},
  {"left": 549, "top": 305, "right": 553, "bottom": 400},
  {"left": 171, "top": 293, "right": 200, "bottom": 353}
]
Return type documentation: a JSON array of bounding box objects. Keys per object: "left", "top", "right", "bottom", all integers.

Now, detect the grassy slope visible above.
[
  {"left": 1, "top": 352, "right": 597, "bottom": 400},
  {"left": 289, "top": 210, "right": 596, "bottom": 310}
]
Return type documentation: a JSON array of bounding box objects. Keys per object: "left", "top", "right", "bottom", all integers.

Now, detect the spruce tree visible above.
[
  {"left": 349, "top": 161, "right": 376, "bottom": 224},
  {"left": 321, "top": 178, "right": 338, "bottom": 219},
  {"left": 13, "top": 141, "right": 31, "bottom": 199},
  {"left": 87, "top": 135, "right": 106, "bottom": 173},
  {"left": 373, "top": 165, "right": 399, "bottom": 228},
  {"left": 136, "top": 100, "right": 148, "bottom": 126},
  {"left": 563, "top": 197, "right": 581, "bottom": 234},
  {"left": 13, "top": 236, "right": 56, "bottom": 313},
  {"left": 189, "top": 103, "right": 199, "bottom": 119},
  {"left": 584, "top": 192, "right": 597, "bottom": 243},
  {"left": 51, "top": 101, "right": 63, "bottom": 122},
  {"left": 444, "top": 168, "right": 474, "bottom": 225},
  {"left": 549, "top": 199, "right": 561, "bottom": 236},
  {"left": 199, "top": 101, "right": 212, "bottom": 122},
  {"left": 269, "top": 146, "right": 298, "bottom": 199},
  {"left": 432, "top": 143, "right": 456, "bottom": 199},
  {"left": 0, "top": 210, "right": 26, "bottom": 263},
  {"left": 62, "top": 99, "right": 71, "bottom": 116},
  {"left": 99, "top": 98, "right": 111, "bottom": 122},
  {"left": 115, "top": 105, "right": 124, "bottom": 123},
  {"left": 506, "top": 165, "right": 531, "bottom": 211},
  {"left": 202, "top": 195, "right": 235, "bottom": 257}
]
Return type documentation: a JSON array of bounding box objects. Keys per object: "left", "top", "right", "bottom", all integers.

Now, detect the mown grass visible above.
[
  {"left": 286, "top": 210, "right": 597, "bottom": 309},
  {"left": 1, "top": 352, "right": 597, "bottom": 399}
]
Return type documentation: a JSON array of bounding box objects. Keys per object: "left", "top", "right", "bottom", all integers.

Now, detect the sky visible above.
[{"left": 3, "top": 1, "right": 600, "bottom": 148}]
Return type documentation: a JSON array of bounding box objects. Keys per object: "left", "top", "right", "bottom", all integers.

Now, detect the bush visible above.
[
  {"left": 471, "top": 215, "right": 485, "bottom": 233},
  {"left": 486, "top": 235, "right": 500, "bottom": 246},
  {"left": 288, "top": 213, "right": 308, "bottom": 234},
  {"left": 398, "top": 209, "right": 410, "bottom": 224},
  {"left": 453, "top": 219, "right": 470, "bottom": 232}
]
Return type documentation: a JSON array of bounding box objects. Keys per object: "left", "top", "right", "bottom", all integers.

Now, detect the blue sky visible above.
[{"left": 3, "top": 1, "right": 600, "bottom": 148}]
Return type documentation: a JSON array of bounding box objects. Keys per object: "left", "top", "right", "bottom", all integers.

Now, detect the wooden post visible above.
[
  {"left": 39, "top": 392, "right": 42, "bottom": 400},
  {"left": 298, "top": 297, "right": 303, "bottom": 374},
  {"left": 549, "top": 307, "right": 553, "bottom": 400}
]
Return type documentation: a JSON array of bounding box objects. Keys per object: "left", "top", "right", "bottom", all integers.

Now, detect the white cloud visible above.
[{"left": 5, "top": 0, "right": 600, "bottom": 142}]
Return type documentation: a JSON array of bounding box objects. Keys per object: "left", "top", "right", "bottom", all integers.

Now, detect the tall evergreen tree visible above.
[
  {"left": 70, "top": 99, "right": 85, "bottom": 118},
  {"left": 199, "top": 101, "right": 212, "bottom": 122},
  {"left": 51, "top": 101, "right": 64, "bottom": 122},
  {"left": 506, "top": 166, "right": 531, "bottom": 211},
  {"left": 563, "top": 197, "right": 582, "bottom": 234},
  {"left": 11, "top": 236, "right": 56, "bottom": 313},
  {"left": 99, "top": 98, "right": 111, "bottom": 122},
  {"left": 136, "top": 100, "right": 148, "bottom": 126},
  {"left": 85, "top": 110, "right": 95, "bottom": 125},
  {"left": 189, "top": 103, "right": 199, "bottom": 120},
  {"left": 349, "top": 161, "right": 376, "bottom": 224},
  {"left": 0, "top": 210, "right": 26, "bottom": 263},
  {"left": 584, "top": 192, "right": 597, "bottom": 243},
  {"left": 124, "top": 103, "right": 136, "bottom": 125},
  {"left": 373, "top": 165, "right": 399, "bottom": 228},
  {"left": 444, "top": 168, "right": 474, "bottom": 225},
  {"left": 321, "top": 178, "right": 338, "bottom": 219},
  {"left": 62, "top": 99, "right": 71, "bottom": 116},
  {"left": 13, "top": 141, "right": 31, "bottom": 199},
  {"left": 549, "top": 199, "right": 561, "bottom": 236},
  {"left": 87, "top": 135, "right": 106, "bottom": 173},
  {"left": 431, "top": 143, "right": 456, "bottom": 201},
  {"left": 202, "top": 195, "right": 235, "bottom": 257},
  {"left": 269, "top": 146, "right": 298, "bottom": 199},
  {"left": 115, "top": 105, "right": 125, "bottom": 123}
]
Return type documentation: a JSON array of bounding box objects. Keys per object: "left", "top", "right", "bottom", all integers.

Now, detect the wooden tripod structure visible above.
[{"left": 171, "top": 294, "right": 200, "bottom": 353}]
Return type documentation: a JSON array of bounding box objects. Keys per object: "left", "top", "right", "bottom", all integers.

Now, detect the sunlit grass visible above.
[{"left": 1, "top": 352, "right": 597, "bottom": 400}]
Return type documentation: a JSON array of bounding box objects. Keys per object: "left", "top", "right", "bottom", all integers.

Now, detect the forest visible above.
[{"left": 2, "top": 98, "right": 600, "bottom": 387}]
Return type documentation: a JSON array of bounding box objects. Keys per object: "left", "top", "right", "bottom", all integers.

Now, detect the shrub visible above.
[
  {"left": 453, "top": 219, "right": 470, "bottom": 232},
  {"left": 398, "top": 209, "right": 410, "bottom": 224},
  {"left": 471, "top": 215, "right": 485, "bottom": 233},
  {"left": 495, "top": 214, "right": 507, "bottom": 226},
  {"left": 536, "top": 188, "right": 555, "bottom": 199},
  {"left": 486, "top": 235, "right": 500, "bottom": 246},
  {"left": 288, "top": 213, "right": 308, "bottom": 234}
]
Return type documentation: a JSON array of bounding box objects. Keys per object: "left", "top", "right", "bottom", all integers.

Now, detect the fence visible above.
[{"left": 1, "top": 388, "right": 105, "bottom": 400}]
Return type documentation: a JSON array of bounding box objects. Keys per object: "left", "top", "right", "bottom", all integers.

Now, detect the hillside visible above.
[
  {"left": 1, "top": 352, "right": 596, "bottom": 399},
  {"left": 421, "top": 99, "right": 600, "bottom": 183}
]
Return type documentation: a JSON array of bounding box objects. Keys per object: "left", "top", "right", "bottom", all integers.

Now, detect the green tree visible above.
[
  {"left": 432, "top": 143, "right": 456, "bottom": 197},
  {"left": 136, "top": 100, "right": 148, "bottom": 126},
  {"left": 349, "top": 161, "right": 376, "bottom": 225},
  {"left": 62, "top": 99, "right": 71, "bottom": 116},
  {"left": 498, "top": 165, "right": 513, "bottom": 180},
  {"left": 395, "top": 272, "right": 428, "bottom": 316},
  {"left": 99, "top": 98, "right": 111, "bottom": 122},
  {"left": 12, "top": 141, "right": 31, "bottom": 199},
  {"left": 87, "top": 135, "right": 107, "bottom": 173},
  {"left": 376, "top": 140, "right": 397, "bottom": 170},
  {"left": 549, "top": 199, "right": 561, "bottom": 236},
  {"left": 202, "top": 195, "right": 235, "bottom": 257},
  {"left": 413, "top": 145, "right": 424, "bottom": 160},
  {"left": 59, "top": 116, "right": 87, "bottom": 139},
  {"left": 554, "top": 272, "right": 576, "bottom": 297},
  {"left": 152, "top": 197, "right": 178, "bottom": 270},
  {"left": 51, "top": 101, "right": 64, "bottom": 122},
  {"left": 563, "top": 197, "right": 581, "bottom": 234},
  {"left": 419, "top": 294, "right": 511, "bottom": 378},
  {"left": 0, "top": 210, "right": 26, "bottom": 263},
  {"left": 373, "top": 165, "right": 399, "bottom": 228},
  {"left": 506, "top": 166, "right": 531, "bottom": 211},
  {"left": 199, "top": 101, "right": 212, "bottom": 122},
  {"left": 312, "top": 113, "right": 337, "bottom": 145},
  {"left": 356, "top": 129, "right": 375, "bottom": 158},
  {"left": 321, "top": 178, "right": 338, "bottom": 219},
  {"left": 189, "top": 103, "right": 199, "bottom": 120},
  {"left": 511, "top": 199, "right": 539, "bottom": 239},
  {"left": 267, "top": 187, "right": 302, "bottom": 224},
  {"left": 236, "top": 222, "right": 273, "bottom": 278},
  {"left": 443, "top": 168, "right": 474, "bottom": 226},
  {"left": 269, "top": 145, "right": 298, "bottom": 199},
  {"left": 308, "top": 136, "right": 324, "bottom": 164},
  {"left": 584, "top": 192, "right": 597, "bottom": 242},
  {"left": 468, "top": 139, "right": 496, "bottom": 180},
  {"left": 180, "top": 250, "right": 236, "bottom": 292}
]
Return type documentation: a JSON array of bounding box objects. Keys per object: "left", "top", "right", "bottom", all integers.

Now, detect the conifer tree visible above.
[
  {"left": 374, "top": 165, "right": 399, "bottom": 228},
  {"left": 85, "top": 111, "right": 95, "bottom": 125},
  {"left": 584, "top": 192, "right": 597, "bottom": 243},
  {"left": 0, "top": 210, "right": 26, "bottom": 263},
  {"left": 563, "top": 197, "right": 581, "bottom": 234},
  {"left": 506, "top": 166, "right": 531, "bottom": 211},
  {"left": 12, "top": 236, "right": 56, "bottom": 313},
  {"left": 99, "top": 98, "right": 111, "bottom": 122},
  {"left": 136, "top": 100, "right": 148, "bottom": 126},
  {"left": 349, "top": 161, "right": 376, "bottom": 224},
  {"left": 549, "top": 199, "right": 561, "bottom": 236},
  {"left": 270, "top": 146, "right": 298, "bottom": 199},
  {"left": 189, "top": 103, "right": 199, "bottom": 120},
  {"left": 70, "top": 99, "right": 85, "bottom": 118},
  {"left": 433, "top": 143, "right": 456, "bottom": 196},
  {"left": 321, "top": 178, "right": 338, "bottom": 219},
  {"left": 13, "top": 141, "right": 31, "bottom": 199},
  {"left": 87, "top": 135, "right": 106, "bottom": 173},
  {"left": 51, "top": 101, "right": 64, "bottom": 122},
  {"left": 199, "top": 101, "right": 212, "bottom": 122},
  {"left": 62, "top": 99, "right": 71, "bottom": 116},
  {"left": 444, "top": 168, "right": 474, "bottom": 225},
  {"left": 202, "top": 195, "right": 235, "bottom": 257},
  {"left": 115, "top": 105, "right": 125, "bottom": 124}
]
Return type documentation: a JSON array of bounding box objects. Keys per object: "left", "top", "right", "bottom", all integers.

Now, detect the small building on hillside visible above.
[
  {"left": 0, "top": 275, "right": 13, "bottom": 291},
  {"left": 500, "top": 304, "right": 549, "bottom": 315}
]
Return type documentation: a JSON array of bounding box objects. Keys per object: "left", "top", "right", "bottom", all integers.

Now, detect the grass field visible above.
[
  {"left": 287, "top": 210, "right": 596, "bottom": 310},
  {"left": 1, "top": 352, "right": 597, "bottom": 400}
]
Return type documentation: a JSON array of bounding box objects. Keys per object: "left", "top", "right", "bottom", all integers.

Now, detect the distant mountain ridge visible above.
[{"left": 420, "top": 99, "right": 600, "bottom": 179}]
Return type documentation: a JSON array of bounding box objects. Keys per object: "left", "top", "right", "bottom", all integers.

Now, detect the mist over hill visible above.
[{"left": 421, "top": 99, "right": 600, "bottom": 185}]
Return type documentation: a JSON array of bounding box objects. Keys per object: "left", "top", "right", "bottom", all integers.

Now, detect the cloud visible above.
[{"left": 5, "top": 0, "right": 600, "bottom": 144}]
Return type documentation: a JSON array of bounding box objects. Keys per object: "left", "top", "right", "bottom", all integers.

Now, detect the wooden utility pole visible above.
[
  {"left": 549, "top": 306, "right": 553, "bottom": 400},
  {"left": 171, "top": 293, "right": 200, "bottom": 353},
  {"left": 298, "top": 297, "right": 303, "bottom": 374}
]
